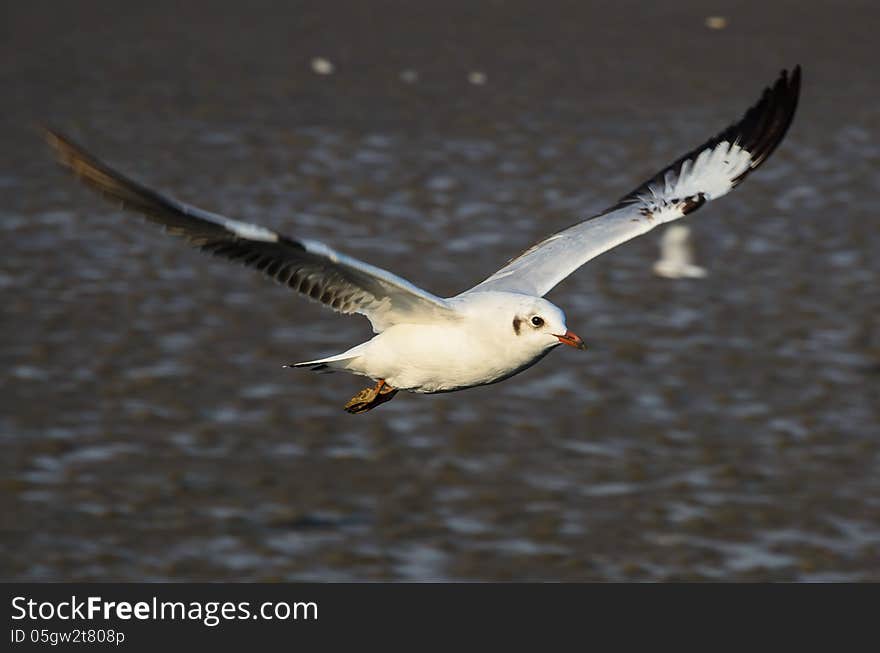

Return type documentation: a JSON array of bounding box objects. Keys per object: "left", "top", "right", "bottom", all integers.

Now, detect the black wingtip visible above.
[
  {"left": 615, "top": 65, "right": 802, "bottom": 208},
  {"left": 730, "top": 65, "right": 802, "bottom": 180},
  {"left": 40, "top": 125, "right": 82, "bottom": 159},
  {"left": 41, "top": 125, "right": 70, "bottom": 159},
  {"left": 34, "top": 122, "right": 53, "bottom": 140}
]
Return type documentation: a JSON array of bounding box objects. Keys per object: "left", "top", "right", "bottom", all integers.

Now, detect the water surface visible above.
[{"left": 2, "top": 0, "right": 879, "bottom": 581}]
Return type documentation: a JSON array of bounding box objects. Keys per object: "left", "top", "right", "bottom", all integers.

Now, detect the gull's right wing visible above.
[{"left": 466, "top": 66, "right": 801, "bottom": 297}]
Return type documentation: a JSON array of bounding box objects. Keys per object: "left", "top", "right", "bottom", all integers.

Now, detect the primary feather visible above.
[
  {"left": 43, "top": 129, "right": 458, "bottom": 333},
  {"left": 468, "top": 66, "right": 801, "bottom": 297}
]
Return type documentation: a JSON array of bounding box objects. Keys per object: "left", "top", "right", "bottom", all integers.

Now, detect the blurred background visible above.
[{"left": 2, "top": 0, "right": 878, "bottom": 581}]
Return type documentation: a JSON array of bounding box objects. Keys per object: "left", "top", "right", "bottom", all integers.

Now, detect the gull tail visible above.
[{"left": 283, "top": 346, "right": 366, "bottom": 374}]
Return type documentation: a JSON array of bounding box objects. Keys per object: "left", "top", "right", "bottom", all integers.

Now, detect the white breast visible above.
[{"left": 343, "top": 322, "right": 541, "bottom": 393}]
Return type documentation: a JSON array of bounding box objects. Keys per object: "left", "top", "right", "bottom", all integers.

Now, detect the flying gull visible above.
[{"left": 44, "top": 66, "right": 801, "bottom": 413}]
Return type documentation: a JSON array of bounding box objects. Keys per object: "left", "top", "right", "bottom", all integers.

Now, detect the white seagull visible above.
[
  {"left": 45, "top": 67, "right": 801, "bottom": 413},
  {"left": 653, "top": 225, "right": 708, "bottom": 279}
]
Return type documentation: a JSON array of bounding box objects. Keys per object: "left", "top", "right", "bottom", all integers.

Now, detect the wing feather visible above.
[
  {"left": 467, "top": 66, "right": 801, "bottom": 297},
  {"left": 44, "top": 129, "right": 456, "bottom": 332}
]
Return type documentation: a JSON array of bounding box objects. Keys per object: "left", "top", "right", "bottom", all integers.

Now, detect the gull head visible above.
[
  {"left": 458, "top": 292, "right": 586, "bottom": 356},
  {"left": 512, "top": 297, "right": 586, "bottom": 353}
]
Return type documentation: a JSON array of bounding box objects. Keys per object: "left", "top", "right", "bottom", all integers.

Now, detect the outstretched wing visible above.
[
  {"left": 467, "top": 66, "right": 801, "bottom": 297},
  {"left": 44, "top": 129, "right": 457, "bottom": 332}
]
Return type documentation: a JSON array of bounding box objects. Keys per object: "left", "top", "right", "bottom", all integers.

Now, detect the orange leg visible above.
[{"left": 344, "top": 379, "right": 399, "bottom": 414}]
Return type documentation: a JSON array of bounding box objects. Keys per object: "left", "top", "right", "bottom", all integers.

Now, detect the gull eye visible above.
[{"left": 530, "top": 316, "right": 544, "bottom": 328}]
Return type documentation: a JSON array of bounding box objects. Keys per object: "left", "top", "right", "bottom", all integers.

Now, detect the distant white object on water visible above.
[
  {"left": 311, "top": 57, "right": 335, "bottom": 75},
  {"left": 467, "top": 71, "right": 487, "bottom": 85},
  {"left": 705, "top": 16, "right": 728, "bottom": 30},
  {"left": 400, "top": 69, "right": 419, "bottom": 84},
  {"left": 653, "top": 225, "right": 708, "bottom": 279}
]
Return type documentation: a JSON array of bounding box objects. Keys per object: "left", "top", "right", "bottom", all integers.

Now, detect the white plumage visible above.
[
  {"left": 653, "top": 225, "right": 708, "bottom": 279},
  {"left": 45, "top": 66, "right": 801, "bottom": 413}
]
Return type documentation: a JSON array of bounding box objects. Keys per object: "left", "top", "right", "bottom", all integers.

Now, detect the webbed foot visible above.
[{"left": 344, "top": 379, "right": 398, "bottom": 414}]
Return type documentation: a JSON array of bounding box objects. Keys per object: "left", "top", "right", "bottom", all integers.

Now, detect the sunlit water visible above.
[{"left": 3, "top": 1, "right": 879, "bottom": 581}]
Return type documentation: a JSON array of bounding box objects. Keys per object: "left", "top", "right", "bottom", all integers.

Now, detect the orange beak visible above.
[{"left": 555, "top": 330, "right": 587, "bottom": 350}]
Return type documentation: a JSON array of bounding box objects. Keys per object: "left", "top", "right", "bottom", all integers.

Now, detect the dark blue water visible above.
[{"left": 2, "top": 0, "right": 879, "bottom": 580}]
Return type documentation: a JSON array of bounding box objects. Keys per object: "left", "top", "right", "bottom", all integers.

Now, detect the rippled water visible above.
[{"left": 2, "top": 1, "right": 879, "bottom": 581}]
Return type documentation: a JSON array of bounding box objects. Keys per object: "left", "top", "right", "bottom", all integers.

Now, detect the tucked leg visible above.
[{"left": 344, "top": 379, "right": 399, "bottom": 414}]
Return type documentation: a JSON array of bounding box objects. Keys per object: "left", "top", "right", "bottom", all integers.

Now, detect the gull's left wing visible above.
[
  {"left": 44, "top": 129, "right": 459, "bottom": 333},
  {"left": 466, "top": 66, "right": 801, "bottom": 297}
]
